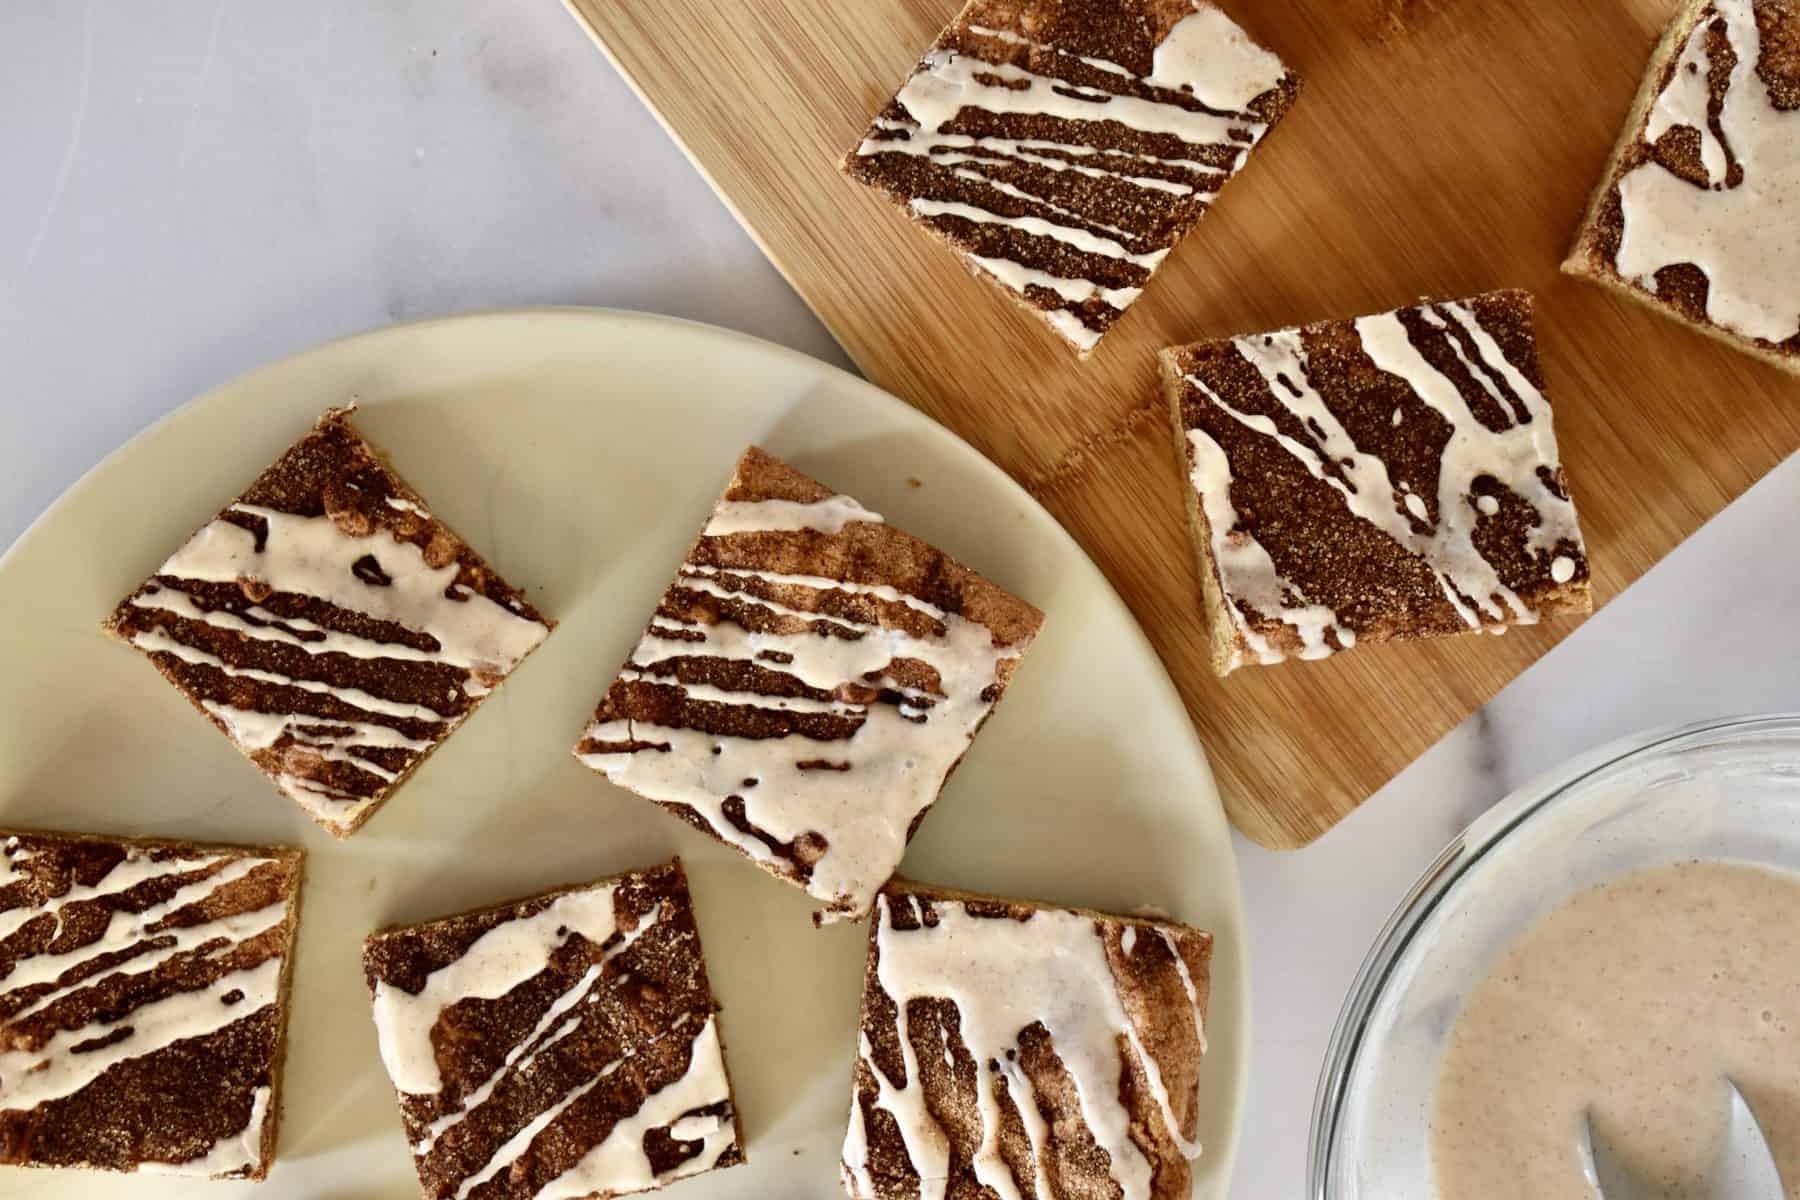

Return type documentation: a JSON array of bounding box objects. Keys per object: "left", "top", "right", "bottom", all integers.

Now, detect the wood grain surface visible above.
[{"left": 565, "top": 0, "right": 1800, "bottom": 848}]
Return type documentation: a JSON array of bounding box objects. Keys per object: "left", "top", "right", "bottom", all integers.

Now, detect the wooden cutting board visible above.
[{"left": 565, "top": 0, "right": 1799, "bottom": 848}]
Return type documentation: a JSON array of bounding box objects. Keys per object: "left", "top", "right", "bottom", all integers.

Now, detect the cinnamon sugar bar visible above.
[
  {"left": 0, "top": 830, "right": 303, "bottom": 1180},
  {"left": 842, "top": 880, "right": 1213, "bottom": 1200},
  {"left": 363, "top": 860, "right": 741, "bottom": 1200},
  {"left": 104, "top": 408, "right": 554, "bottom": 836},
  {"left": 573, "top": 448, "right": 1043, "bottom": 924},
  {"left": 1163, "top": 290, "right": 1592, "bottom": 675},
  {"left": 1564, "top": 0, "right": 1800, "bottom": 375},
  {"left": 844, "top": 0, "right": 1300, "bottom": 356}
]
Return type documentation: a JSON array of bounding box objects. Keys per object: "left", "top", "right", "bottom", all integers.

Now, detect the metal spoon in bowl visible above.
[{"left": 1581, "top": 1079, "right": 1785, "bottom": 1199}]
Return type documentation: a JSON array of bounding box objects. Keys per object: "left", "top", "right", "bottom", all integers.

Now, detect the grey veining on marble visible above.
[
  {"left": 0, "top": 0, "right": 848, "bottom": 552},
  {"left": 4, "top": 3, "right": 1799, "bottom": 1198}
]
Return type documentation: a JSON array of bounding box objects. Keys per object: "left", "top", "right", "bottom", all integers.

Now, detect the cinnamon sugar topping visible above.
[
  {"left": 842, "top": 883, "right": 1213, "bottom": 1200},
  {"left": 0, "top": 831, "right": 301, "bottom": 1180},
  {"left": 363, "top": 862, "right": 742, "bottom": 1200}
]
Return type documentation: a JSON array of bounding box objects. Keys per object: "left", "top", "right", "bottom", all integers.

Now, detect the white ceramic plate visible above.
[{"left": 0, "top": 310, "right": 1246, "bottom": 1199}]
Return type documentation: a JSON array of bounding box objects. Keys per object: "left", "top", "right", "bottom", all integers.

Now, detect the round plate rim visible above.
[{"left": 0, "top": 306, "right": 1249, "bottom": 1194}]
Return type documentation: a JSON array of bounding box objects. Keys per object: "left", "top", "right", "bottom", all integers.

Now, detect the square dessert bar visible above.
[
  {"left": 0, "top": 830, "right": 303, "bottom": 1180},
  {"left": 1163, "top": 290, "right": 1593, "bottom": 675},
  {"left": 842, "top": 881, "right": 1214, "bottom": 1200},
  {"left": 363, "top": 860, "right": 742, "bottom": 1200},
  {"left": 105, "top": 407, "right": 554, "bottom": 837},
  {"left": 843, "top": 0, "right": 1299, "bottom": 356},
  {"left": 573, "top": 448, "right": 1044, "bottom": 924},
  {"left": 1564, "top": 0, "right": 1800, "bottom": 375}
]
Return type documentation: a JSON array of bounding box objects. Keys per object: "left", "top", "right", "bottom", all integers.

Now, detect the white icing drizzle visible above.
[
  {"left": 1358, "top": 306, "right": 1580, "bottom": 597},
  {"left": 1615, "top": 0, "right": 1800, "bottom": 344},
  {"left": 1184, "top": 426, "right": 1349, "bottom": 668},
  {"left": 970, "top": 254, "right": 1148, "bottom": 308},
  {"left": 448, "top": 1068, "right": 602, "bottom": 1200},
  {"left": 0, "top": 840, "right": 290, "bottom": 1158},
  {"left": 371, "top": 885, "right": 623, "bottom": 1096},
  {"left": 1046, "top": 310, "right": 1105, "bottom": 353},
  {"left": 857, "top": 9, "right": 1288, "bottom": 350},
  {"left": 967, "top": 24, "right": 1134, "bottom": 79},
  {"left": 668, "top": 1112, "right": 724, "bottom": 1141},
  {"left": 140, "top": 1085, "right": 271, "bottom": 1177},
  {"left": 967, "top": 243, "right": 1152, "bottom": 350},
  {"left": 908, "top": 198, "right": 1171, "bottom": 271},
  {"left": 704, "top": 495, "right": 883, "bottom": 537},
  {"left": 870, "top": 121, "right": 1220, "bottom": 190},
  {"left": 130, "top": 628, "right": 448, "bottom": 724},
  {"left": 444, "top": 1015, "right": 732, "bottom": 1200},
  {"left": 914, "top": 133, "right": 1197, "bottom": 197},
  {"left": 891, "top": 50, "right": 1252, "bottom": 147},
  {"left": 2, "top": 859, "right": 276, "bottom": 1020},
  {"left": 131, "top": 500, "right": 548, "bottom": 827},
  {"left": 203, "top": 699, "right": 434, "bottom": 820},
  {"left": 1181, "top": 299, "right": 1584, "bottom": 665},
  {"left": 534, "top": 1016, "right": 736, "bottom": 1200},
  {"left": 0, "top": 847, "right": 239, "bottom": 944},
  {"left": 413, "top": 961, "right": 603, "bottom": 1157},
  {"left": 1161, "top": 930, "right": 1209, "bottom": 1056},
  {"left": 159, "top": 505, "right": 547, "bottom": 673},
  {"left": 843, "top": 896, "right": 1207, "bottom": 1200},
  {"left": 131, "top": 586, "right": 465, "bottom": 666},
  {"left": 410, "top": 899, "right": 673, "bottom": 1161},
  {"left": 0, "top": 956, "right": 281, "bottom": 1111},
  {"left": 577, "top": 494, "right": 1024, "bottom": 919},
  {"left": 1146, "top": 6, "right": 1290, "bottom": 110}
]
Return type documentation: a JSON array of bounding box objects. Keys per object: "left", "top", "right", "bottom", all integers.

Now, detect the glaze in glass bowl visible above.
[{"left": 1309, "top": 714, "right": 1800, "bottom": 1198}]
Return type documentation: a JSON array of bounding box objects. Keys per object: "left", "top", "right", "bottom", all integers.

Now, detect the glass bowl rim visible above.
[{"left": 1305, "top": 711, "right": 1800, "bottom": 1198}]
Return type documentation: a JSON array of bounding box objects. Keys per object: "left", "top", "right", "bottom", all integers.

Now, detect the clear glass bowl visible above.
[{"left": 1309, "top": 714, "right": 1800, "bottom": 1198}]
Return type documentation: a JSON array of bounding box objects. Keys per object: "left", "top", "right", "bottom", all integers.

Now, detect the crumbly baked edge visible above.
[
  {"left": 252, "top": 848, "right": 305, "bottom": 1181},
  {"left": 1159, "top": 347, "right": 1251, "bottom": 677}
]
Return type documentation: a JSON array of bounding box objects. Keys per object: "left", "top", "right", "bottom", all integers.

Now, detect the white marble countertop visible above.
[{"left": 5, "top": 4, "right": 1797, "bottom": 1197}]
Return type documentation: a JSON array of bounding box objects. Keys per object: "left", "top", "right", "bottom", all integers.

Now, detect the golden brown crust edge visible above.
[
  {"left": 1159, "top": 348, "right": 1248, "bottom": 678},
  {"left": 731, "top": 447, "right": 1046, "bottom": 648},
  {"left": 0, "top": 826, "right": 303, "bottom": 867},
  {"left": 883, "top": 875, "right": 1214, "bottom": 958},
  {"left": 255, "top": 848, "right": 306, "bottom": 1180}
]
